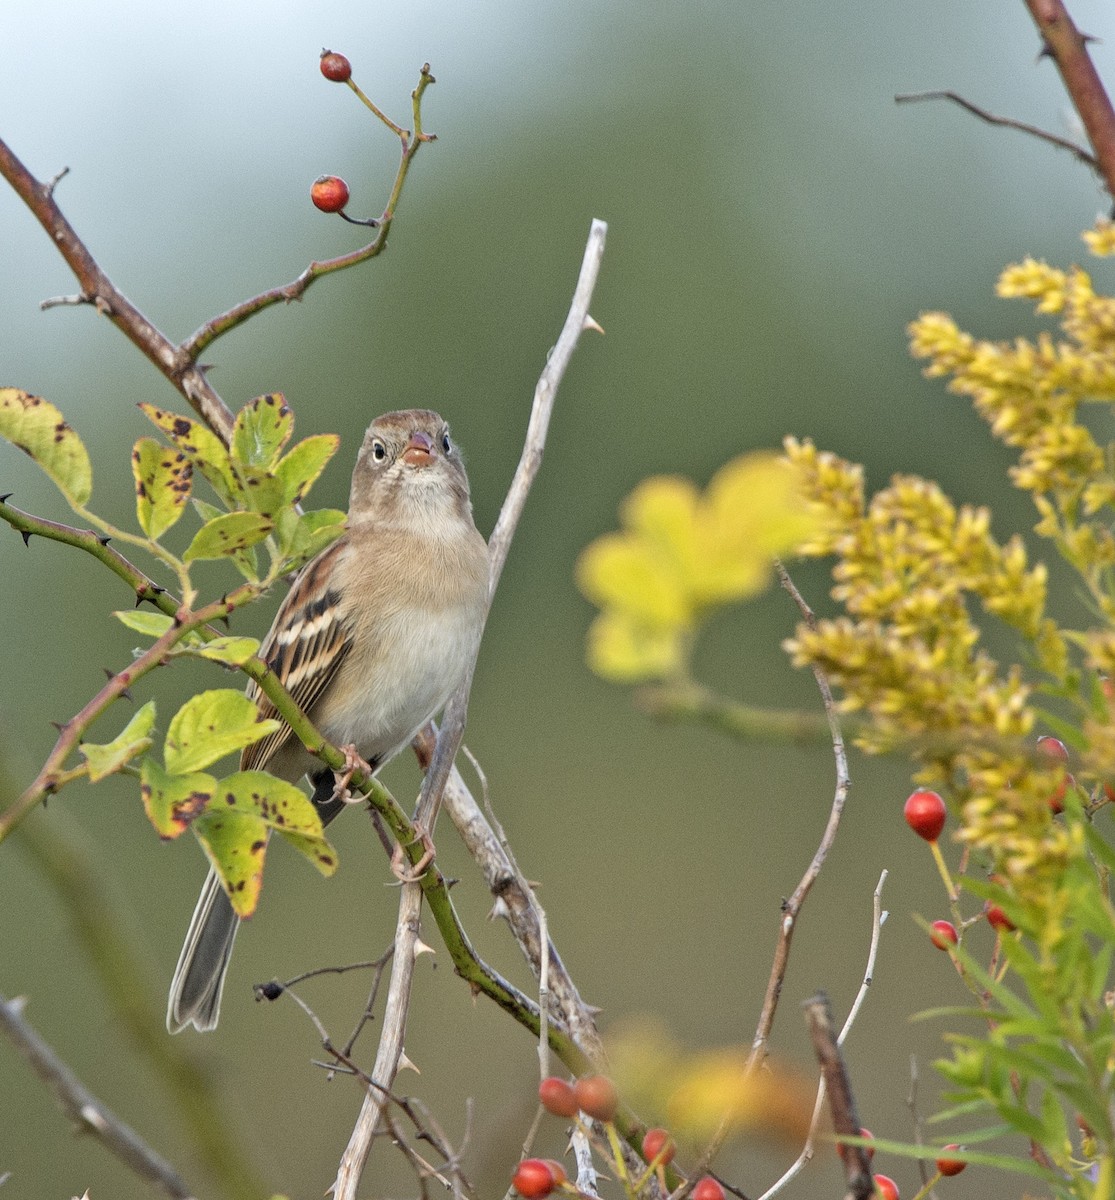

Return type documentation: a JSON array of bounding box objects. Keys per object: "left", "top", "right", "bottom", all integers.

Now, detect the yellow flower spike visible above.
[
  {"left": 1084, "top": 219, "right": 1115, "bottom": 257},
  {"left": 997, "top": 258, "right": 1069, "bottom": 312}
]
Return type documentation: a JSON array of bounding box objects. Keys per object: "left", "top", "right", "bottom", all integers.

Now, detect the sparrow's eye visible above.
[
  {"left": 370, "top": 438, "right": 387, "bottom": 462},
  {"left": 441, "top": 431, "right": 452, "bottom": 454}
]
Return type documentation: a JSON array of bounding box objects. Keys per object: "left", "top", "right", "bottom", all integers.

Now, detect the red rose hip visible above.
[
  {"left": 310, "top": 175, "right": 350, "bottom": 213},
  {"left": 692, "top": 1178, "right": 726, "bottom": 1200},
  {"left": 936, "top": 1144, "right": 965, "bottom": 1176},
  {"left": 319, "top": 50, "right": 352, "bottom": 82},
  {"left": 538, "top": 1076, "right": 578, "bottom": 1118},
  {"left": 904, "top": 789, "right": 946, "bottom": 841},
  {"left": 512, "top": 1158, "right": 556, "bottom": 1198},
  {"left": 642, "top": 1127, "right": 676, "bottom": 1165},
  {"left": 573, "top": 1073, "right": 619, "bottom": 1121},
  {"left": 929, "top": 920, "right": 958, "bottom": 949}
]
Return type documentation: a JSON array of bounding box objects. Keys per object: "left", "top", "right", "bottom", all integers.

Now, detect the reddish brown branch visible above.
[
  {"left": 0, "top": 63, "right": 436, "bottom": 442},
  {"left": 1024, "top": 0, "right": 1115, "bottom": 199},
  {"left": 0, "top": 137, "right": 235, "bottom": 438}
]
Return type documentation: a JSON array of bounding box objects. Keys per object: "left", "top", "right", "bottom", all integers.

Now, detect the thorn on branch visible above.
[
  {"left": 20, "top": 531, "right": 32, "bottom": 546},
  {"left": 40, "top": 293, "right": 93, "bottom": 311},
  {"left": 96, "top": 534, "right": 111, "bottom": 547},
  {"left": 0, "top": 493, "right": 12, "bottom": 503},
  {"left": 44, "top": 165, "right": 70, "bottom": 197}
]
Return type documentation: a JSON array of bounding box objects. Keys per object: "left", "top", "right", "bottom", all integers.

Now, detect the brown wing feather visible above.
[{"left": 241, "top": 537, "right": 355, "bottom": 772}]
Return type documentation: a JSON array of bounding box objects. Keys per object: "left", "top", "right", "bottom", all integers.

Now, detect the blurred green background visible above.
[{"left": 3, "top": 2, "right": 1113, "bottom": 1197}]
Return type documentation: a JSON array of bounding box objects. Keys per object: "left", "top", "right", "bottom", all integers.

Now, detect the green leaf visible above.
[
  {"left": 185, "top": 636, "right": 261, "bottom": 667},
  {"left": 183, "top": 511, "right": 273, "bottom": 562},
  {"left": 274, "top": 434, "right": 340, "bottom": 505},
  {"left": 139, "top": 403, "right": 242, "bottom": 507},
  {"left": 276, "top": 506, "right": 346, "bottom": 568},
  {"left": 236, "top": 464, "right": 288, "bottom": 517},
  {"left": 231, "top": 392, "right": 293, "bottom": 471},
  {"left": 131, "top": 437, "right": 192, "bottom": 538},
  {"left": 140, "top": 756, "right": 217, "bottom": 838},
  {"left": 113, "top": 609, "right": 176, "bottom": 637},
  {"left": 164, "top": 689, "right": 280, "bottom": 774},
  {"left": 0, "top": 388, "right": 92, "bottom": 506},
  {"left": 193, "top": 807, "right": 268, "bottom": 917},
  {"left": 81, "top": 701, "right": 157, "bottom": 782}
]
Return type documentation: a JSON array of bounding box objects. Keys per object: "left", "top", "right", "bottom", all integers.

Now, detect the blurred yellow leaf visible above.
[
  {"left": 577, "top": 533, "right": 692, "bottom": 627},
  {"left": 586, "top": 610, "right": 687, "bottom": 682},
  {"left": 608, "top": 1018, "right": 814, "bottom": 1147}
]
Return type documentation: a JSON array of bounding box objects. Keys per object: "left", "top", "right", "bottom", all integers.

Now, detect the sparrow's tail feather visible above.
[{"left": 166, "top": 868, "right": 240, "bottom": 1034}]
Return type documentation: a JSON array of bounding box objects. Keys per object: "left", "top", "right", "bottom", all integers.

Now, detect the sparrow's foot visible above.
[
  {"left": 332, "top": 743, "right": 374, "bottom": 804},
  {"left": 390, "top": 824, "right": 437, "bottom": 883}
]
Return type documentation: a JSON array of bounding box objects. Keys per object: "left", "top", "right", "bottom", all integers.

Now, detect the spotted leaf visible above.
[
  {"left": 132, "top": 437, "right": 192, "bottom": 538},
  {"left": 0, "top": 388, "right": 92, "bottom": 506},
  {"left": 183, "top": 511, "right": 273, "bottom": 562},
  {"left": 164, "top": 689, "right": 280, "bottom": 775},
  {"left": 141, "top": 756, "right": 217, "bottom": 839}
]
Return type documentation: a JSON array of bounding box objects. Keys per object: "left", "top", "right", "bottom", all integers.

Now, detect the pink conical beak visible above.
[{"left": 402, "top": 430, "right": 435, "bottom": 467}]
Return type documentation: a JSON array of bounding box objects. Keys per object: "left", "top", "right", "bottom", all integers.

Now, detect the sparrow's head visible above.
[{"left": 350, "top": 409, "right": 474, "bottom": 531}]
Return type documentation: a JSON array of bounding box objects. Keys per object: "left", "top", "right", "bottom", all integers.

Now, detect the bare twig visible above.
[
  {"left": 757, "top": 871, "right": 888, "bottom": 1200},
  {"left": 895, "top": 90, "right": 1097, "bottom": 169},
  {"left": 413, "top": 217, "right": 608, "bottom": 840},
  {"left": 1023, "top": 0, "right": 1115, "bottom": 200},
  {"left": 749, "top": 564, "right": 851, "bottom": 1064},
  {"left": 0, "top": 994, "right": 194, "bottom": 1199},
  {"left": 333, "top": 884, "right": 424, "bottom": 1200},
  {"left": 802, "top": 993, "right": 873, "bottom": 1200}
]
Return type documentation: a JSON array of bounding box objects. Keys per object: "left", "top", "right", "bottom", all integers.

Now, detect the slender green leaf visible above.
[
  {"left": 140, "top": 756, "right": 217, "bottom": 838},
  {"left": 113, "top": 610, "right": 176, "bottom": 637},
  {"left": 81, "top": 701, "right": 157, "bottom": 782},
  {"left": 131, "top": 437, "right": 192, "bottom": 538},
  {"left": 164, "top": 689, "right": 280, "bottom": 774},
  {"left": 276, "top": 506, "right": 346, "bottom": 568},
  {"left": 185, "top": 636, "right": 261, "bottom": 667},
  {"left": 231, "top": 392, "right": 292, "bottom": 470},
  {"left": 183, "top": 511, "right": 273, "bottom": 562},
  {"left": 0, "top": 388, "right": 92, "bottom": 505}
]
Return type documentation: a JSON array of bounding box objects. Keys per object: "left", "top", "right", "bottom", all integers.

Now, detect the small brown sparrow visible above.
[{"left": 167, "top": 409, "right": 490, "bottom": 1033}]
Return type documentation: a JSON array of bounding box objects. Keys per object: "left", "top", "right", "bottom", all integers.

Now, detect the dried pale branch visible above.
[
  {"left": 757, "top": 871, "right": 888, "bottom": 1200},
  {"left": 0, "top": 994, "right": 193, "bottom": 1199},
  {"left": 332, "top": 883, "right": 423, "bottom": 1200}
]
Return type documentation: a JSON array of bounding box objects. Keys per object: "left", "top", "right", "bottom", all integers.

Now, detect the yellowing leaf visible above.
[
  {"left": 193, "top": 807, "right": 268, "bottom": 917},
  {"left": 621, "top": 475, "right": 700, "bottom": 557},
  {"left": 706, "top": 453, "right": 822, "bottom": 559},
  {"left": 577, "top": 534, "right": 692, "bottom": 627},
  {"left": 231, "top": 392, "right": 293, "bottom": 471},
  {"left": 81, "top": 701, "right": 157, "bottom": 782},
  {"left": 277, "top": 829, "right": 339, "bottom": 878},
  {"left": 139, "top": 403, "right": 241, "bottom": 507},
  {"left": 183, "top": 511, "right": 273, "bottom": 562},
  {"left": 164, "top": 689, "right": 280, "bottom": 774},
  {"left": 274, "top": 434, "right": 340, "bottom": 505},
  {"left": 141, "top": 756, "right": 216, "bottom": 839},
  {"left": 607, "top": 1018, "right": 814, "bottom": 1148},
  {"left": 219, "top": 770, "right": 327, "bottom": 836},
  {"left": 0, "top": 388, "right": 92, "bottom": 506},
  {"left": 586, "top": 610, "right": 686, "bottom": 682},
  {"left": 131, "top": 437, "right": 192, "bottom": 538}
]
